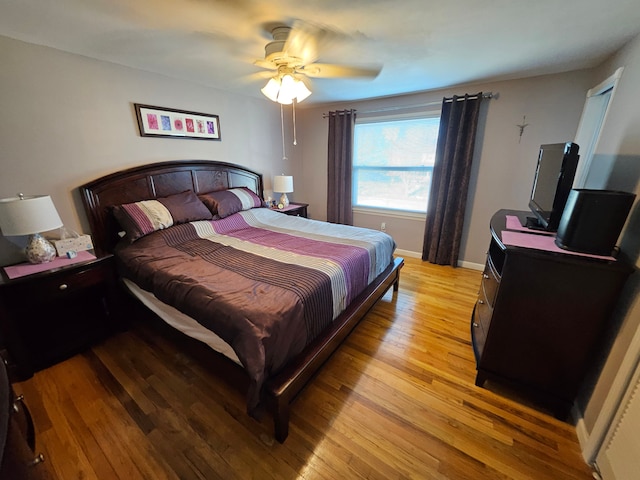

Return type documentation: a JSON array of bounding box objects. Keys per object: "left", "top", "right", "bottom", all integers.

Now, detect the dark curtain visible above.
[
  {"left": 422, "top": 93, "right": 483, "bottom": 266},
  {"left": 326, "top": 109, "right": 356, "bottom": 225}
]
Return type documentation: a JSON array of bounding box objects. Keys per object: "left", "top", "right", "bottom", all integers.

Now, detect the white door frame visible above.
[{"left": 573, "top": 67, "right": 624, "bottom": 188}]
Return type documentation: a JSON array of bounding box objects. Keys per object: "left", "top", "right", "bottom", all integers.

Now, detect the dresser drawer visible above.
[
  {"left": 475, "top": 295, "right": 493, "bottom": 335},
  {"left": 471, "top": 303, "right": 487, "bottom": 361},
  {"left": 480, "top": 256, "right": 500, "bottom": 308}
]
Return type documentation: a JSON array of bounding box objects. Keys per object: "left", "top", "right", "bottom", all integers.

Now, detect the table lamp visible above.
[
  {"left": 0, "top": 194, "right": 63, "bottom": 263},
  {"left": 273, "top": 175, "right": 293, "bottom": 208}
]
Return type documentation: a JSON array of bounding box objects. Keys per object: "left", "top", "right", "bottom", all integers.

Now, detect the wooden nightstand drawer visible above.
[{"left": 4, "top": 263, "right": 109, "bottom": 305}]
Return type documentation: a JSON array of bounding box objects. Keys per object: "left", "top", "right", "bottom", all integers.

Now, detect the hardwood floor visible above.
[{"left": 15, "top": 257, "right": 595, "bottom": 479}]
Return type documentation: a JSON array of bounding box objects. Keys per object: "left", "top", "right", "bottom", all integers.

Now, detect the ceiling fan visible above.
[{"left": 254, "top": 22, "right": 382, "bottom": 104}]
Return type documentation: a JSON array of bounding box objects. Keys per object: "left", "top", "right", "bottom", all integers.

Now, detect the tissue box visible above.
[{"left": 54, "top": 235, "right": 94, "bottom": 256}]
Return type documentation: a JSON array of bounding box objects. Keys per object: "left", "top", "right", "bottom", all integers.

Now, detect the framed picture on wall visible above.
[{"left": 134, "top": 104, "right": 221, "bottom": 141}]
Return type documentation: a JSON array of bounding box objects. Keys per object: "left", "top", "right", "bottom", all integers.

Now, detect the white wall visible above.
[
  {"left": 295, "top": 70, "right": 592, "bottom": 262},
  {"left": 0, "top": 35, "right": 286, "bottom": 264},
  {"left": 576, "top": 32, "right": 640, "bottom": 437}
]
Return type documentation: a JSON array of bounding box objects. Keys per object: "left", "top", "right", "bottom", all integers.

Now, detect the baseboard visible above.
[
  {"left": 394, "top": 248, "right": 421, "bottom": 259},
  {"left": 572, "top": 402, "right": 595, "bottom": 464},
  {"left": 394, "top": 249, "right": 484, "bottom": 271},
  {"left": 458, "top": 260, "right": 484, "bottom": 271},
  {"left": 575, "top": 415, "right": 593, "bottom": 463}
]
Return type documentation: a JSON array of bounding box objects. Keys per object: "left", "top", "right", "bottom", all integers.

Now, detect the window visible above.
[{"left": 353, "top": 113, "right": 440, "bottom": 213}]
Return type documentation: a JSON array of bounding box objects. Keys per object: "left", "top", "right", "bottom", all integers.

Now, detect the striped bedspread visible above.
[{"left": 116, "top": 207, "right": 396, "bottom": 410}]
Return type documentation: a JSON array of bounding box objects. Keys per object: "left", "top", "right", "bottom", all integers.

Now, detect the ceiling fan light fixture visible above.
[
  {"left": 293, "top": 78, "right": 312, "bottom": 102},
  {"left": 260, "top": 77, "right": 281, "bottom": 102},
  {"left": 261, "top": 74, "right": 312, "bottom": 105}
]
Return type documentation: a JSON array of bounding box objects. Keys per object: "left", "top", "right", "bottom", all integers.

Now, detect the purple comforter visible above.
[{"left": 116, "top": 208, "right": 396, "bottom": 410}]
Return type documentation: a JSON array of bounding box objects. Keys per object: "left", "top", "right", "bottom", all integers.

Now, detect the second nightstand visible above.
[
  {"left": 0, "top": 254, "right": 118, "bottom": 380},
  {"left": 272, "top": 202, "right": 309, "bottom": 218}
]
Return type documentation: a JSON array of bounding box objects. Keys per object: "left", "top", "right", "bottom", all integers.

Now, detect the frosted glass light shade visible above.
[
  {"left": 273, "top": 175, "right": 294, "bottom": 193},
  {"left": 261, "top": 75, "right": 312, "bottom": 104},
  {"left": 261, "top": 78, "right": 281, "bottom": 102},
  {"left": 0, "top": 195, "right": 63, "bottom": 236}
]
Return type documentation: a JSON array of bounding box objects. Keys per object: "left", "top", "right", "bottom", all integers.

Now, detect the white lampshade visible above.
[
  {"left": 261, "top": 75, "right": 311, "bottom": 105},
  {"left": 273, "top": 175, "right": 294, "bottom": 193},
  {"left": 273, "top": 175, "right": 294, "bottom": 208},
  {"left": 0, "top": 194, "right": 63, "bottom": 236}
]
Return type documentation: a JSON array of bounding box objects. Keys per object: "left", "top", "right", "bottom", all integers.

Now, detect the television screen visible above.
[{"left": 527, "top": 142, "right": 580, "bottom": 231}]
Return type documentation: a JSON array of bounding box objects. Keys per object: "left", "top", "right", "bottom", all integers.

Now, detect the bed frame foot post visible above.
[{"left": 273, "top": 398, "right": 290, "bottom": 443}]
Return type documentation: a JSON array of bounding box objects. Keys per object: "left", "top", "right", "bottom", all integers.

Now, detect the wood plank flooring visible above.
[{"left": 15, "top": 257, "right": 595, "bottom": 479}]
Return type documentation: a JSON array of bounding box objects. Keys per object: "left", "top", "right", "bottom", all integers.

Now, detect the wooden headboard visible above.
[{"left": 80, "top": 160, "right": 264, "bottom": 256}]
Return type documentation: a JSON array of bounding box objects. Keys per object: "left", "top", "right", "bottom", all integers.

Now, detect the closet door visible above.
[{"left": 596, "top": 360, "right": 640, "bottom": 479}]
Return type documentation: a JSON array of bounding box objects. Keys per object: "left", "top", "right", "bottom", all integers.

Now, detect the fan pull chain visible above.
[
  {"left": 292, "top": 101, "right": 297, "bottom": 146},
  {"left": 280, "top": 103, "right": 287, "bottom": 161}
]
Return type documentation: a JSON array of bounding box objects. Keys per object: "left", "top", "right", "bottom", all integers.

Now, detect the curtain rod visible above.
[{"left": 322, "top": 92, "right": 494, "bottom": 117}]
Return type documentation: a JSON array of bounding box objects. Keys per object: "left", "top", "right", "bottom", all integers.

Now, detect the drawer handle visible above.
[
  {"left": 13, "top": 394, "right": 24, "bottom": 413},
  {"left": 478, "top": 300, "right": 484, "bottom": 304},
  {"left": 28, "top": 453, "right": 45, "bottom": 467},
  {"left": 59, "top": 283, "right": 68, "bottom": 290},
  {"left": 483, "top": 274, "right": 489, "bottom": 279},
  {"left": 473, "top": 322, "right": 479, "bottom": 328}
]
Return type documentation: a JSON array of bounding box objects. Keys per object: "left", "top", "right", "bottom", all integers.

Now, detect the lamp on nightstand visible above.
[
  {"left": 0, "top": 194, "right": 63, "bottom": 264},
  {"left": 273, "top": 175, "right": 293, "bottom": 208}
]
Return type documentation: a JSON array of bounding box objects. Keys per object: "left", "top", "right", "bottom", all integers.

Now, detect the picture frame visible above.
[{"left": 134, "top": 103, "right": 221, "bottom": 141}]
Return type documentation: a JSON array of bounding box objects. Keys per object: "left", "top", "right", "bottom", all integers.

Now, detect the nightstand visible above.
[
  {"left": 273, "top": 202, "right": 309, "bottom": 218},
  {"left": 0, "top": 253, "right": 118, "bottom": 380}
]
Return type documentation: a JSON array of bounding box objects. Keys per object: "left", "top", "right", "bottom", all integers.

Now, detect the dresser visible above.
[
  {"left": 471, "top": 210, "right": 633, "bottom": 418},
  {"left": 0, "top": 353, "right": 46, "bottom": 479}
]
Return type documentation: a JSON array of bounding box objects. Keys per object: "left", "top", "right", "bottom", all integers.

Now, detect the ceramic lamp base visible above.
[
  {"left": 279, "top": 193, "right": 290, "bottom": 207},
  {"left": 25, "top": 233, "right": 57, "bottom": 264}
]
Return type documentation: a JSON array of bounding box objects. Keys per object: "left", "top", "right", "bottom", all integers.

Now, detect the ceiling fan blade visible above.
[
  {"left": 300, "top": 63, "right": 382, "bottom": 79},
  {"left": 240, "top": 70, "right": 277, "bottom": 85},
  {"left": 283, "top": 21, "right": 322, "bottom": 65}
]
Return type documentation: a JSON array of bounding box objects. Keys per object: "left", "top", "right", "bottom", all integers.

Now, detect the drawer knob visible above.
[
  {"left": 478, "top": 300, "right": 484, "bottom": 304},
  {"left": 483, "top": 273, "right": 489, "bottom": 279},
  {"left": 12, "top": 394, "right": 24, "bottom": 413},
  {"left": 28, "top": 453, "right": 45, "bottom": 467},
  {"left": 59, "top": 283, "right": 68, "bottom": 290},
  {"left": 473, "top": 322, "right": 479, "bottom": 328}
]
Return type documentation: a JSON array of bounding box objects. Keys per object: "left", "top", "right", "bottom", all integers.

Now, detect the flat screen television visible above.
[{"left": 526, "top": 142, "right": 580, "bottom": 232}]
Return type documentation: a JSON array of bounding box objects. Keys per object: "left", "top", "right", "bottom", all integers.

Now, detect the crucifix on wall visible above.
[{"left": 516, "top": 115, "right": 529, "bottom": 143}]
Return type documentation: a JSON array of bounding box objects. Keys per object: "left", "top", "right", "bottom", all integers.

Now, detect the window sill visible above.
[{"left": 352, "top": 207, "right": 426, "bottom": 221}]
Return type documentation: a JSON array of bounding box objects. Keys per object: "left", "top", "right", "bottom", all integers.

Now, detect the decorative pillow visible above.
[
  {"left": 199, "top": 187, "right": 264, "bottom": 219},
  {"left": 113, "top": 190, "right": 212, "bottom": 242}
]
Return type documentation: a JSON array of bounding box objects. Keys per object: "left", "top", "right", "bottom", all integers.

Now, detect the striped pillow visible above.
[
  {"left": 199, "top": 187, "right": 264, "bottom": 219},
  {"left": 113, "top": 190, "right": 212, "bottom": 242}
]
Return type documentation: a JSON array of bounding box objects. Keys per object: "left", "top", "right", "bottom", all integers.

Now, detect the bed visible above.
[{"left": 80, "top": 160, "right": 404, "bottom": 442}]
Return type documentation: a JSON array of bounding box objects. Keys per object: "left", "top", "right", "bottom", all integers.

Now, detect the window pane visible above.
[
  {"left": 353, "top": 116, "right": 440, "bottom": 212},
  {"left": 354, "top": 167, "right": 433, "bottom": 212}
]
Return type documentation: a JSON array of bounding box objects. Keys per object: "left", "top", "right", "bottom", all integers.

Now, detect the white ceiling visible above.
[{"left": 1, "top": 0, "right": 640, "bottom": 105}]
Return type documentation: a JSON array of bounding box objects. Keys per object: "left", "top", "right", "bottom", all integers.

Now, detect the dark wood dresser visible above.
[
  {"left": 471, "top": 210, "right": 633, "bottom": 418},
  {"left": 0, "top": 353, "right": 46, "bottom": 479}
]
